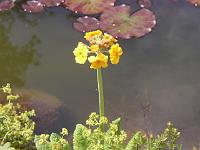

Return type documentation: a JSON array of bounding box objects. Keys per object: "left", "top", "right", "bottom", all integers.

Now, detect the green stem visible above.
[
  {"left": 97, "top": 68, "right": 105, "bottom": 130},
  {"left": 1, "top": 131, "right": 10, "bottom": 145}
]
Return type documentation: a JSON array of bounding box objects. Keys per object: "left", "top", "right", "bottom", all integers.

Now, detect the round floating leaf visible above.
[
  {"left": 38, "top": 0, "right": 64, "bottom": 7},
  {"left": 99, "top": 5, "right": 156, "bottom": 39},
  {"left": 187, "top": 0, "right": 200, "bottom": 7},
  {"left": 63, "top": 0, "right": 116, "bottom": 15},
  {"left": 137, "top": 0, "right": 152, "bottom": 8},
  {"left": 73, "top": 16, "right": 99, "bottom": 32},
  {"left": 0, "top": 0, "right": 14, "bottom": 11},
  {"left": 22, "top": 1, "right": 44, "bottom": 13}
]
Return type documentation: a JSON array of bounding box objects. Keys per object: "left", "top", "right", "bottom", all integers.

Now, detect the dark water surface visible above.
[{"left": 0, "top": 0, "right": 200, "bottom": 149}]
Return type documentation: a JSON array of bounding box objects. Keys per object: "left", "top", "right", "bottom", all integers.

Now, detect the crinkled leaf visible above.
[
  {"left": 22, "top": 1, "right": 44, "bottom": 13},
  {"left": 73, "top": 124, "right": 89, "bottom": 150},
  {"left": 125, "top": 132, "right": 145, "bottom": 150},
  {"left": 187, "top": 0, "right": 200, "bottom": 7},
  {"left": 50, "top": 133, "right": 61, "bottom": 142},
  {"left": 73, "top": 16, "right": 100, "bottom": 32},
  {"left": 38, "top": 0, "right": 64, "bottom": 7},
  {"left": 100, "top": 5, "right": 156, "bottom": 39},
  {"left": 112, "top": 118, "right": 121, "bottom": 134},
  {"left": 63, "top": 0, "right": 116, "bottom": 14},
  {"left": 0, "top": 0, "right": 14, "bottom": 12},
  {"left": 137, "top": 0, "right": 152, "bottom": 8},
  {"left": 34, "top": 135, "right": 51, "bottom": 150}
]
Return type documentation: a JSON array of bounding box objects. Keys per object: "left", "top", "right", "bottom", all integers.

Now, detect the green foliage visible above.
[
  {"left": 73, "top": 112, "right": 127, "bottom": 150},
  {"left": 125, "top": 131, "right": 146, "bottom": 150},
  {"left": 126, "top": 122, "right": 182, "bottom": 150},
  {"left": 73, "top": 113, "right": 182, "bottom": 150},
  {"left": 34, "top": 128, "right": 70, "bottom": 150},
  {"left": 0, "top": 84, "right": 35, "bottom": 149}
]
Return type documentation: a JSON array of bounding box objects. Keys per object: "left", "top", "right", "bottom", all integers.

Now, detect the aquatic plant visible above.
[
  {"left": 73, "top": 5, "right": 156, "bottom": 39},
  {"left": 0, "top": 84, "right": 35, "bottom": 149},
  {"left": 73, "top": 16, "right": 100, "bottom": 32},
  {"left": 38, "top": 0, "right": 64, "bottom": 7},
  {"left": 0, "top": 0, "right": 14, "bottom": 11},
  {"left": 63, "top": 0, "right": 115, "bottom": 14},
  {"left": 1, "top": 0, "right": 200, "bottom": 40},
  {"left": 22, "top": 1, "right": 44, "bottom": 13},
  {"left": 99, "top": 6, "right": 156, "bottom": 39},
  {"left": 137, "top": 0, "right": 152, "bottom": 8},
  {"left": 0, "top": 0, "right": 157, "bottom": 39},
  {"left": 187, "top": 0, "right": 200, "bottom": 6}
]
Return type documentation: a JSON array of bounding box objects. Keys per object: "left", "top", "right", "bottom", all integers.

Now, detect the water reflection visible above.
[{"left": 0, "top": 11, "right": 40, "bottom": 86}]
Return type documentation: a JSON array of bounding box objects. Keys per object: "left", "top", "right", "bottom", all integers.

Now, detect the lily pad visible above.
[
  {"left": 99, "top": 5, "right": 156, "bottom": 39},
  {"left": 137, "top": 0, "right": 152, "bottom": 8},
  {"left": 187, "top": 0, "right": 200, "bottom": 6},
  {"left": 22, "top": 1, "right": 44, "bottom": 13},
  {"left": 0, "top": 0, "right": 14, "bottom": 11},
  {"left": 63, "top": 0, "right": 116, "bottom": 14},
  {"left": 38, "top": 0, "right": 64, "bottom": 7},
  {"left": 73, "top": 16, "right": 100, "bottom": 32}
]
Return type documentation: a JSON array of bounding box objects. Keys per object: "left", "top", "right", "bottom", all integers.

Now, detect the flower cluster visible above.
[{"left": 73, "top": 30, "right": 123, "bottom": 69}]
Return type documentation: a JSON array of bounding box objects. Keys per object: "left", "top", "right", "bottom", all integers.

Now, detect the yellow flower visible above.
[
  {"left": 73, "top": 42, "right": 88, "bottom": 64},
  {"left": 88, "top": 53, "right": 108, "bottom": 69},
  {"left": 84, "top": 30, "right": 102, "bottom": 41},
  {"left": 90, "top": 44, "right": 99, "bottom": 52},
  {"left": 103, "top": 33, "right": 117, "bottom": 47},
  {"left": 109, "top": 44, "right": 123, "bottom": 64}
]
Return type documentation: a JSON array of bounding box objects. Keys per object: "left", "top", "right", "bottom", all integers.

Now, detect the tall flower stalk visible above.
[
  {"left": 97, "top": 68, "right": 104, "bottom": 130},
  {"left": 73, "top": 30, "right": 123, "bottom": 130}
]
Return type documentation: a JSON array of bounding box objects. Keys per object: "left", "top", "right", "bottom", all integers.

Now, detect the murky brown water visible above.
[{"left": 0, "top": 0, "right": 200, "bottom": 149}]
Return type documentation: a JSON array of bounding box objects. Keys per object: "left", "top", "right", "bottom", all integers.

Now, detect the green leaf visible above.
[
  {"left": 50, "top": 133, "right": 61, "bottom": 143},
  {"left": 111, "top": 118, "right": 121, "bottom": 134},
  {"left": 34, "top": 135, "right": 51, "bottom": 150},
  {"left": 125, "top": 131, "right": 145, "bottom": 150},
  {"left": 73, "top": 124, "right": 89, "bottom": 150}
]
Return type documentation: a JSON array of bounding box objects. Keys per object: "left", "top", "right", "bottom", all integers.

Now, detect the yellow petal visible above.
[{"left": 73, "top": 42, "right": 88, "bottom": 64}]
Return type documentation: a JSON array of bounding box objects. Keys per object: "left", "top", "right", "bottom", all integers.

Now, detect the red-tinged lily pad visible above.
[
  {"left": 38, "top": 0, "right": 64, "bottom": 7},
  {"left": 187, "top": 0, "right": 200, "bottom": 6},
  {"left": 137, "top": 0, "right": 152, "bottom": 8},
  {"left": 99, "top": 5, "right": 156, "bottom": 39},
  {"left": 73, "top": 16, "right": 100, "bottom": 32},
  {"left": 0, "top": 0, "right": 14, "bottom": 11},
  {"left": 63, "top": 0, "right": 116, "bottom": 15},
  {"left": 22, "top": 1, "right": 44, "bottom": 13}
]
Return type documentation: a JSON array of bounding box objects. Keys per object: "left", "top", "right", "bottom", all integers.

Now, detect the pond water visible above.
[{"left": 0, "top": 0, "right": 200, "bottom": 149}]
